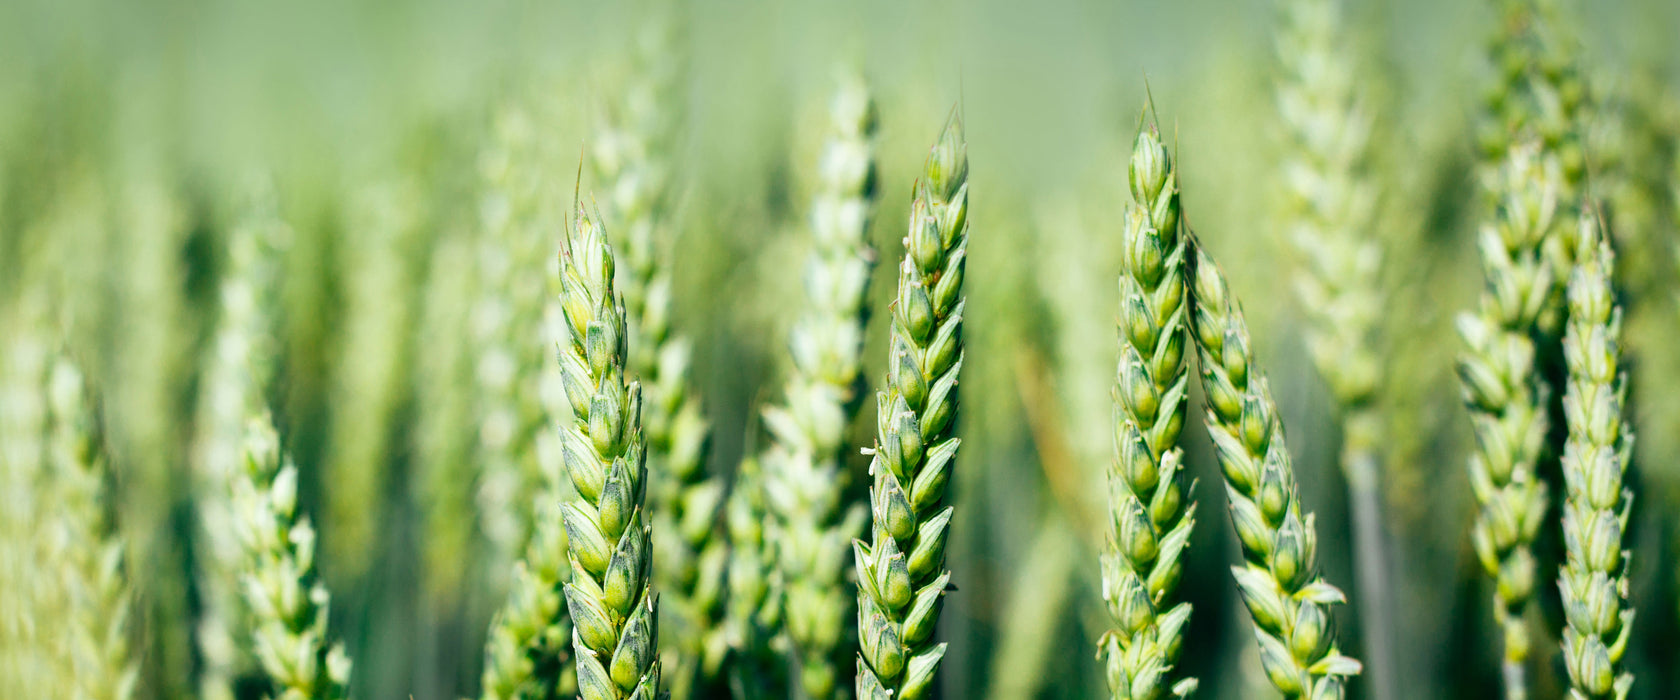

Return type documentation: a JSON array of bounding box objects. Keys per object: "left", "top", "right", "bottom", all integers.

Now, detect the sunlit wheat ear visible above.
[
  {"left": 1272, "top": 0, "right": 1395, "bottom": 696},
  {"left": 1189, "top": 240, "right": 1363, "bottom": 700},
  {"left": 554, "top": 199, "right": 662, "bottom": 700},
  {"left": 1554, "top": 212, "right": 1636, "bottom": 700},
  {"left": 1097, "top": 108, "right": 1198, "bottom": 700},
  {"left": 854, "top": 109, "right": 967, "bottom": 700}
]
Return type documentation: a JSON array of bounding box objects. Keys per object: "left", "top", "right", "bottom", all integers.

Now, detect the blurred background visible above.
[{"left": 2, "top": 0, "right": 1679, "bottom": 698}]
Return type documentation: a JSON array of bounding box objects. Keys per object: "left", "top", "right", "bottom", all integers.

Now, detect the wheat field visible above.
[{"left": 2, "top": 0, "right": 1679, "bottom": 699}]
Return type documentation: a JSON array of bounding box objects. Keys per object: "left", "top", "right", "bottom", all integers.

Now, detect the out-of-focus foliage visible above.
[{"left": 1, "top": 0, "right": 1678, "bottom": 699}]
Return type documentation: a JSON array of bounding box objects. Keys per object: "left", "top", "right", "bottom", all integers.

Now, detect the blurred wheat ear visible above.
[{"left": 761, "top": 73, "right": 880, "bottom": 700}]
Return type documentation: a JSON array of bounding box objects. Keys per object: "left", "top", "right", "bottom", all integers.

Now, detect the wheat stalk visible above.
[
  {"left": 1555, "top": 212, "right": 1636, "bottom": 700},
  {"left": 592, "top": 15, "right": 725, "bottom": 697},
  {"left": 44, "top": 358, "right": 139, "bottom": 700},
  {"left": 1457, "top": 139, "right": 1565, "bottom": 700},
  {"left": 232, "top": 414, "right": 352, "bottom": 700},
  {"left": 555, "top": 199, "right": 662, "bottom": 700},
  {"left": 325, "top": 181, "right": 427, "bottom": 579},
  {"left": 1097, "top": 113, "right": 1197, "bottom": 700},
  {"left": 854, "top": 110, "right": 968, "bottom": 700},
  {"left": 762, "top": 74, "right": 880, "bottom": 700},
  {"left": 192, "top": 182, "right": 288, "bottom": 700},
  {"left": 1188, "top": 241, "right": 1363, "bottom": 700}
]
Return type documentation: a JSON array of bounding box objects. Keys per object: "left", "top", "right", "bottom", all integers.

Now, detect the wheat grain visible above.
[
  {"left": 1097, "top": 113, "right": 1197, "bottom": 700},
  {"left": 1188, "top": 241, "right": 1363, "bottom": 700},
  {"left": 854, "top": 110, "right": 968, "bottom": 700},
  {"left": 762, "top": 74, "right": 880, "bottom": 700},
  {"left": 1555, "top": 212, "right": 1635, "bottom": 700},
  {"left": 192, "top": 181, "right": 288, "bottom": 700},
  {"left": 1457, "top": 139, "right": 1564, "bottom": 700},
  {"left": 555, "top": 199, "right": 661, "bottom": 700}
]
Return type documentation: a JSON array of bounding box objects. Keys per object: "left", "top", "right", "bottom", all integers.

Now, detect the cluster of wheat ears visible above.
[{"left": 3, "top": 0, "right": 1679, "bottom": 698}]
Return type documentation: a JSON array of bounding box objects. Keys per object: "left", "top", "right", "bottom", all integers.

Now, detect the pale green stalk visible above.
[
  {"left": 1098, "top": 116, "right": 1197, "bottom": 700},
  {"left": 764, "top": 75, "right": 879, "bottom": 700},
  {"left": 415, "top": 231, "right": 480, "bottom": 607},
  {"left": 854, "top": 112, "right": 968, "bottom": 700},
  {"left": 1555, "top": 214, "right": 1635, "bottom": 700},
  {"left": 192, "top": 183, "right": 288, "bottom": 700},
  {"left": 555, "top": 200, "right": 661, "bottom": 700},
  {"left": 44, "top": 358, "right": 138, "bottom": 700},
  {"left": 985, "top": 515, "right": 1077, "bottom": 700},
  {"left": 109, "top": 174, "right": 195, "bottom": 696},
  {"left": 1273, "top": 2, "right": 1395, "bottom": 696},
  {"left": 324, "top": 181, "right": 426, "bottom": 578},
  {"left": 1457, "top": 140, "right": 1565, "bottom": 700},
  {"left": 592, "top": 15, "right": 723, "bottom": 697},
  {"left": 1188, "top": 241, "right": 1363, "bottom": 700}
]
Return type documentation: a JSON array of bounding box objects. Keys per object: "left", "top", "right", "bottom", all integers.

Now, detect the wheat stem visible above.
[
  {"left": 1189, "top": 240, "right": 1363, "bottom": 700},
  {"left": 854, "top": 110, "right": 968, "bottom": 700}
]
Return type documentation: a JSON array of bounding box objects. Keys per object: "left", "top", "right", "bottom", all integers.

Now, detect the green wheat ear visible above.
[
  {"left": 1098, "top": 108, "right": 1198, "bottom": 700},
  {"left": 854, "top": 108, "right": 968, "bottom": 700},
  {"left": 555, "top": 199, "right": 662, "bottom": 700},
  {"left": 1458, "top": 139, "right": 1563, "bottom": 700},
  {"left": 233, "top": 414, "right": 353, "bottom": 700},
  {"left": 1189, "top": 240, "right": 1362, "bottom": 700},
  {"left": 1555, "top": 212, "right": 1636, "bottom": 700},
  {"left": 47, "top": 357, "right": 139, "bottom": 700}
]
